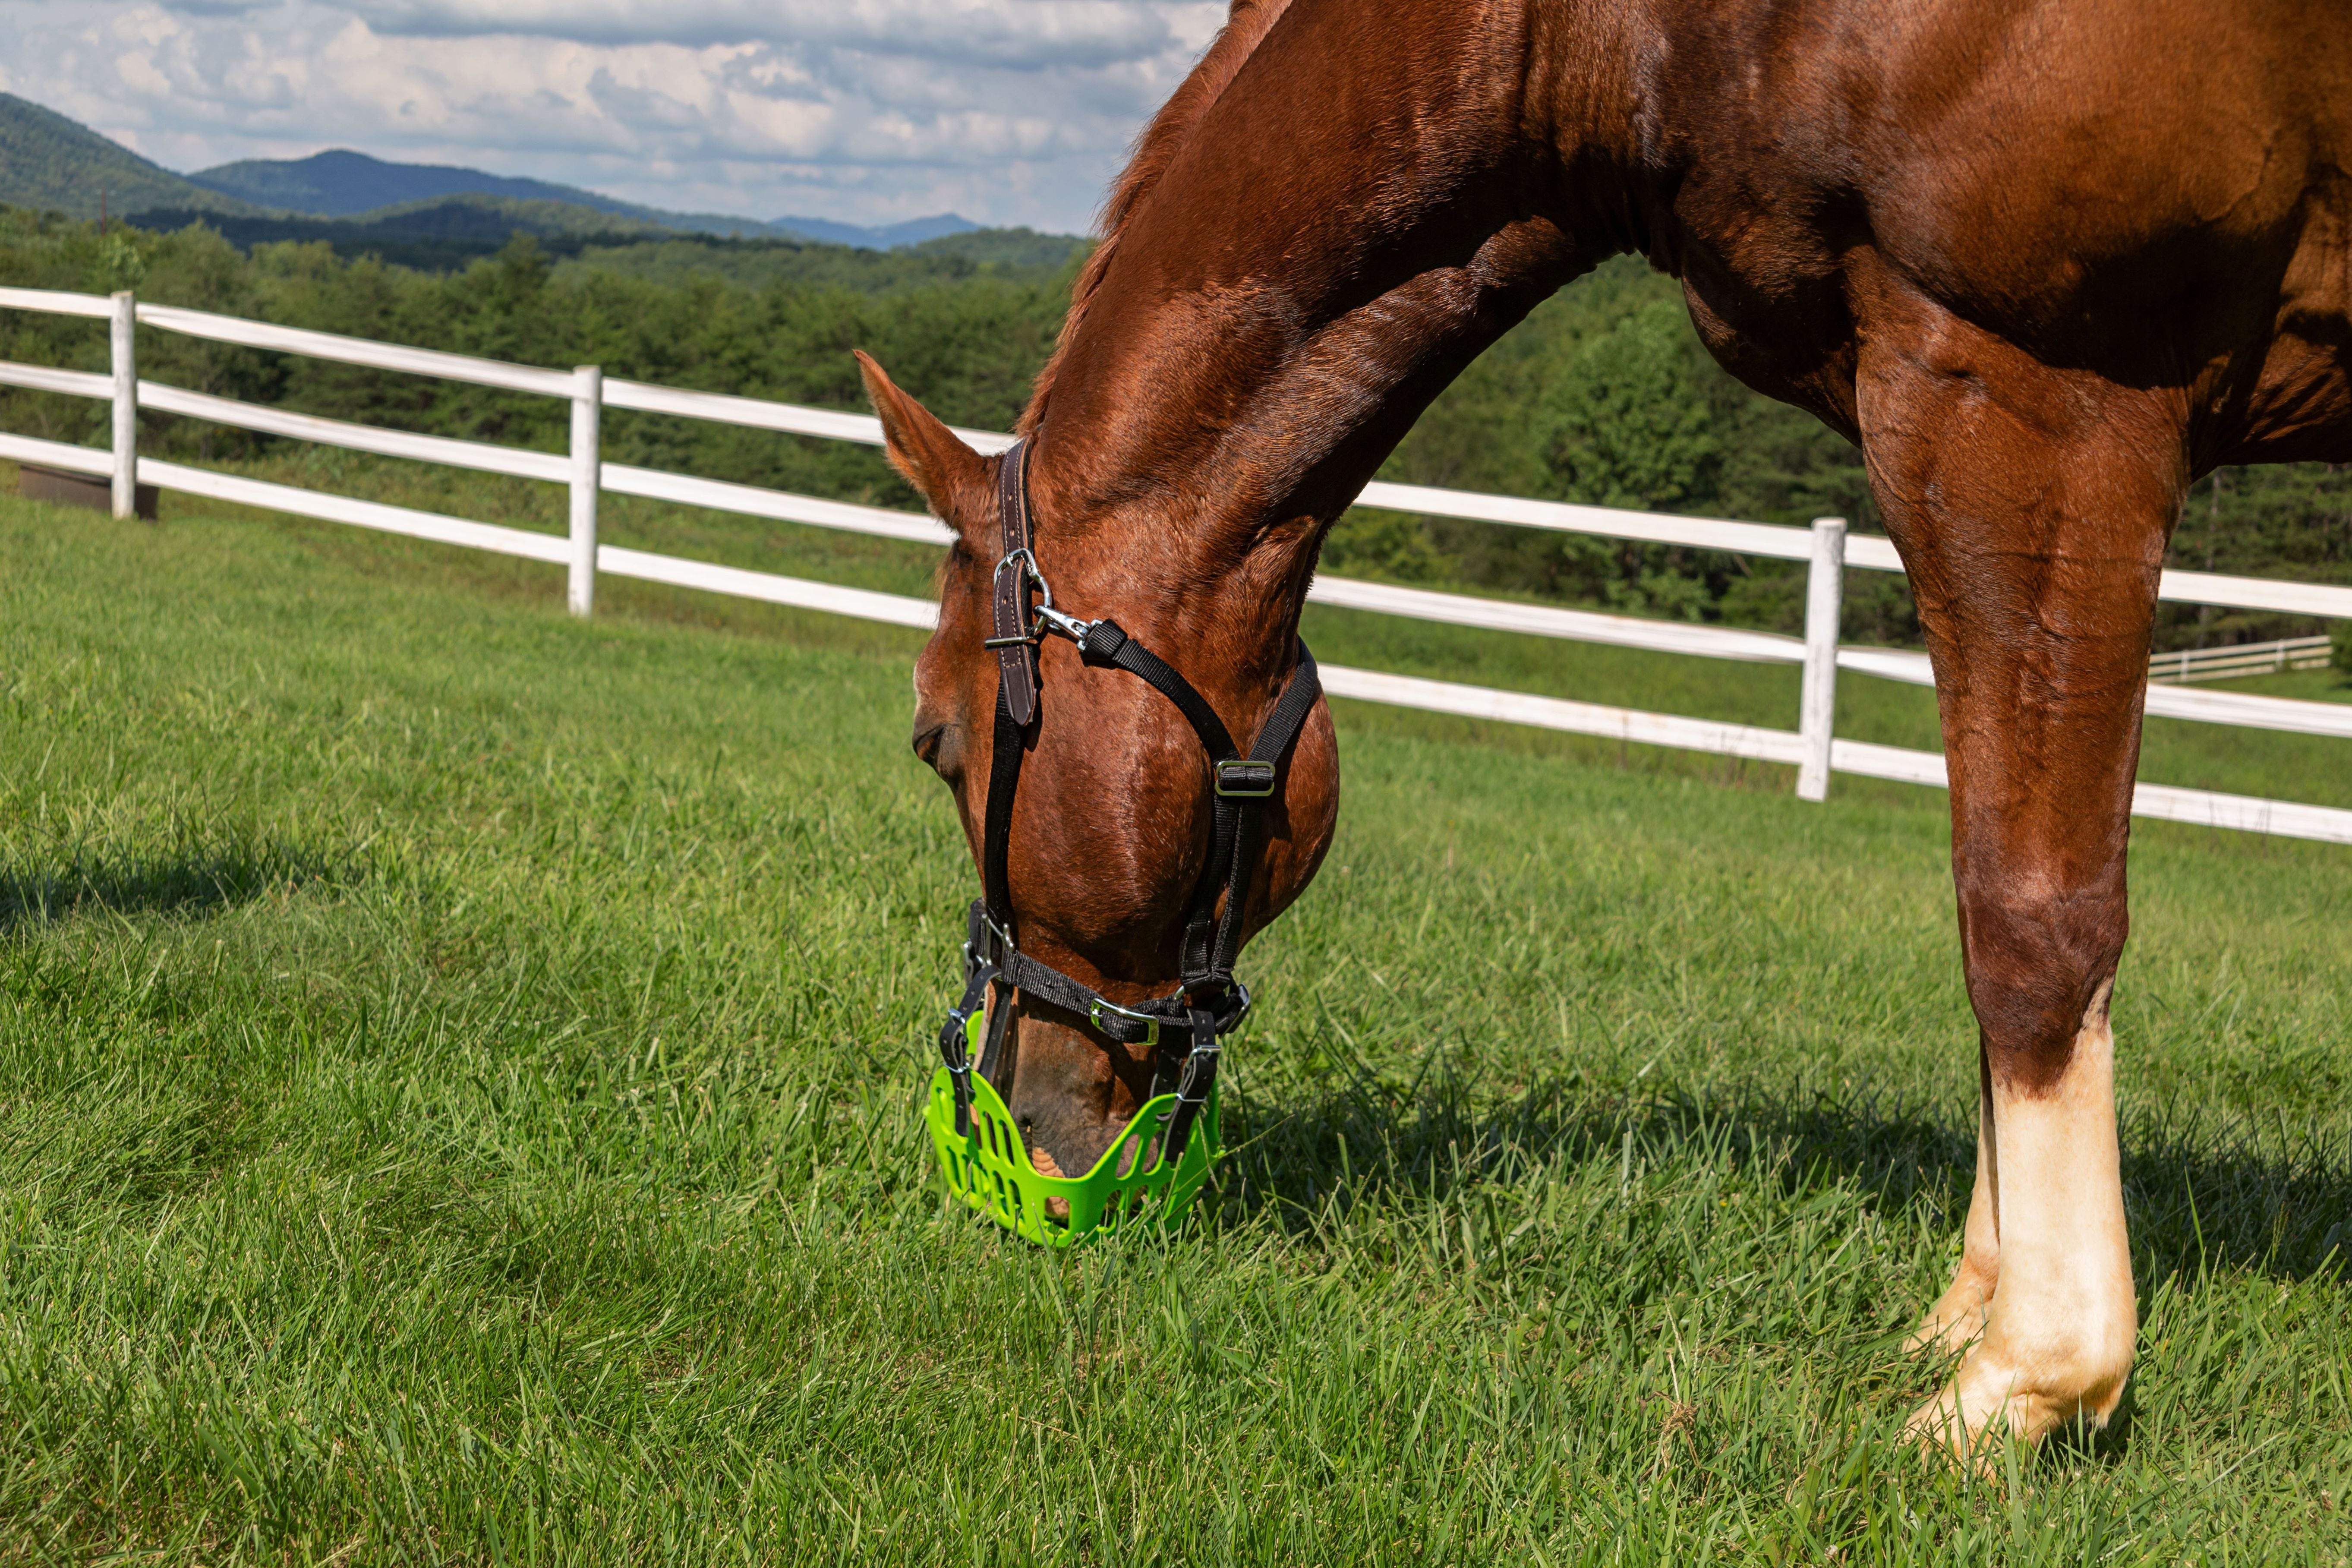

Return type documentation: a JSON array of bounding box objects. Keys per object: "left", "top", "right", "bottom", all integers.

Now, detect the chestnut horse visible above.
[{"left": 859, "top": 0, "right": 2351, "bottom": 1454}]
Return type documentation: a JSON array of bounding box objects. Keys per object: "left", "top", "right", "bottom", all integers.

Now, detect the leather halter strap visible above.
[{"left": 991, "top": 440, "right": 1040, "bottom": 726}]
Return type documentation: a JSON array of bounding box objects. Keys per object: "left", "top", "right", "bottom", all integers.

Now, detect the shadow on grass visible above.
[
  {"left": 0, "top": 838, "right": 358, "bottom": 932},
  {"left": 1217, "top": 1058, "right": 2352, "bottom": 1285}
]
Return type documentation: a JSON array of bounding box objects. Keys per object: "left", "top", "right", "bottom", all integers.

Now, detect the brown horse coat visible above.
[{"left": 864, "top": 0, "right": 2350, "bottom": 1453}]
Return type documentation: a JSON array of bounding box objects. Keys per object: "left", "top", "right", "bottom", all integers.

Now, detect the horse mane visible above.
[{"left": 1018, "top": 0, "right": 1296, "bottom": 435}]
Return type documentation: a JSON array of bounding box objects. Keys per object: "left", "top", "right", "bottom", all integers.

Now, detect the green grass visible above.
[{"left": 2, "top": 488, "right": 2349, "bottom": 1564}]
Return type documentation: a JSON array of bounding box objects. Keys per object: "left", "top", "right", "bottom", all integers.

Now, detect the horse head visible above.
[{"left": 859, "top": 350, "right": 1342, "bottom": 1184}]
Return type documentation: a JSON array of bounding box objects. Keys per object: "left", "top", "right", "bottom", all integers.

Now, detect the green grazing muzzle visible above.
[{"left": 925, "top": 1013, "right": 1221, "bottom": 1246}]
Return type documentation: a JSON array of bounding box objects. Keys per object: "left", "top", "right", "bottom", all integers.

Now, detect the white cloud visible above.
[
  {"left": 350, "top": 0, "right": 1195, "bottom": 65},
  {"left": 0, "top": 0, "right": 1225, "bottom": 230}
]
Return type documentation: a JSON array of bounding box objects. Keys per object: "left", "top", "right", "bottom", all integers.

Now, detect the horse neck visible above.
[{"left": 1023, "top": 0, "right": 1645, "bottom": 677}]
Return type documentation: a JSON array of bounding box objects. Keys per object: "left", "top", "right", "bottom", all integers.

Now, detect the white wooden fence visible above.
[
  {"left": 2148, "top": 634, "right": 2333, "bottom": 685},
  {"left": 5, "top": 284, "right": 2351, "bottom": 846}
]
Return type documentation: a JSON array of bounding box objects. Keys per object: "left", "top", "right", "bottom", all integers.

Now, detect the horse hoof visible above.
[{"left": 1902, "top": 1335, "right": 2128, "bottom": 1466}]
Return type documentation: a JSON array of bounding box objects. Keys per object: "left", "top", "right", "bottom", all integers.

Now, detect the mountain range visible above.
[
  {"left": 0, "top": 92, "right": 255, "bottom": 221},
  {"left": 0, "top": 93, "right": 986, "bottom": 252}
]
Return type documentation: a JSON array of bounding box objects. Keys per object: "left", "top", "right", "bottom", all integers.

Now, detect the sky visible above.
[{"left": 0, "top": 0, "right": 1228, "bottom": 231}]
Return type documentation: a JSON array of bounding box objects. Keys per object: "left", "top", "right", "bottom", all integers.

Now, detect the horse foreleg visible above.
[{"left": 1855, "top": 306, "right": 2176, "bottom": 1455}]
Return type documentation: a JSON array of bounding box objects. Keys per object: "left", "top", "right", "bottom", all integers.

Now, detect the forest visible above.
[{"left": 3, "top": 205, "right": 2347, "bottom": 654}]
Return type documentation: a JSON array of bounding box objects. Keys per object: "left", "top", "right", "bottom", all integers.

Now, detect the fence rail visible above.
[
  {"left": 4, "top": 285, "right": 2348, "bottom": 845},
  {"left": 2149, "top": 634, "right": 2333, "bottom": 684}
]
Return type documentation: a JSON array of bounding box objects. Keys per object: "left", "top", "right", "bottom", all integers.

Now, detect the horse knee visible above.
[{"left": 1953, "top": 872, "right": 2126, "bottom": 1087}]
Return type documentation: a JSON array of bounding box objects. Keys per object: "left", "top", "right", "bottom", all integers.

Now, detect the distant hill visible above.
[
  {"left": 910, "top": 227, "right": 1094, "bottom": 269},
  {"left": 121, "top": 194, "right": 1088, "bottom": 287},
  {"left": 0, "top": 92, "right": 259, "bottom": 220},
  {"left": 297, "top": 192, "right": 671, "bottom": 242},
  {"left": 0, "top": 93, "right": 1040, "bottom": 258},
  {"left": 767, "top": 214, "right": 980, "bottom": 249},
  {"left": 129, "top": 193, "right": 671, "bottom": 271},
  {"left": 189, "top": 147, "right": 981, "bottom": 250},
  {"left": 186, "top": 148, "right": 671, "bottom": 223}
]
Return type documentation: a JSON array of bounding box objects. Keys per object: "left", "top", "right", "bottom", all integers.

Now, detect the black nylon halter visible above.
[{"left": 936, "top": 437, "right": 1322, "bottom": 1159}]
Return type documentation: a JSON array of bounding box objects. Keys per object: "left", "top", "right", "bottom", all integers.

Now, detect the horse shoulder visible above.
[{"left": 1639, "top": 0, "right": 2352, "bottom": 453}]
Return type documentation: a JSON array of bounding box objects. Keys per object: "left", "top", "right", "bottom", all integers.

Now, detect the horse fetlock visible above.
[
  {"left": 1907, "top": 1289, "right": 2136, "bottom": 1455},
  {"left": 1907, "top": 1237, "right": 2136, "bottom": 1451}
]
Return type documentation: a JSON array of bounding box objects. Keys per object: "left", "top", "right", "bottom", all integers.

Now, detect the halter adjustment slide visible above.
[
  {"left": 1213, "top": 758, "right": 1278, "bottom": 797},
  {"left": 1088, "top": 994, "right": 1162, "bottom": 1048}
]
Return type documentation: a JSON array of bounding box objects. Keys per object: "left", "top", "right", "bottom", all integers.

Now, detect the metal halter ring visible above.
[
  {"left": 995, "top": 546, "right": 1044, "bottom": 599},
  {"left": 983, "top": 548, "right": 1095, "bottom": 648}
]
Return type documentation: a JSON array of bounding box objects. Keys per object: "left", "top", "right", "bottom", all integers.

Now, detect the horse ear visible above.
[{"left": 856, "top": 351, "right": 990, "bottom": 539}]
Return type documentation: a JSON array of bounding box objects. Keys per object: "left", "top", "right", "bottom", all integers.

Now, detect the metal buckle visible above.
[
  {"left": 1176, "top": 1038, "right": 1221, "bottom": 1104},
  {"left": 1213, "top": 759, "right": 1277, "bottom": 798},
  {"left": 1184, "top": 978, "right": 1249, "bottom": 1033},
  {"left": 942, "top": 964, "right": 995, "bottom": 1054},
  {"left": 1088, "top": 995, "right": 1162, "bottom": 1048},
  {"left": 1176, "top": 982, "right": 1251, "bottom": 1029},
  {"left": 983, "top": 549, "right": 1044, "bottom": 649},
  {"left": 978, "top": 908, "right": 1016, "bottom": 960}
]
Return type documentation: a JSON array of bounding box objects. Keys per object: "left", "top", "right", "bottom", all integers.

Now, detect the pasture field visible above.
[{"left": 1, "top": 486, "right": 2348, "bottom": 1565}]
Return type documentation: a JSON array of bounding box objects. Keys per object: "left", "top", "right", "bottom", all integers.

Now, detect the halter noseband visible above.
[{"left": 935, "top": 437, "right": 1322, "bottom": 1162}]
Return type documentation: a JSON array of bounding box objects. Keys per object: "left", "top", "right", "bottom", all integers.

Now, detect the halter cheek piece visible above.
[{"left": 936, "top": 437, "right": 1322, "bottom": 1162}]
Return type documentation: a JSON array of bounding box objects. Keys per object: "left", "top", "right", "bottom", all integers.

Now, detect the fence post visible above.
[
  {"left": 1796, "top": 515, "right": 1847, "bottom": 802},
  {"left": 110, "top": 290, "right": 136, "bottom": 519},
  {"left": 568, "top": 364, "right": 601, "bottom": 617}
]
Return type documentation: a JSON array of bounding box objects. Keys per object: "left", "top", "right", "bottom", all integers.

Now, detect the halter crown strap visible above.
[{"left": 991, "top": 440, "right": 1040, "bottom": 726}]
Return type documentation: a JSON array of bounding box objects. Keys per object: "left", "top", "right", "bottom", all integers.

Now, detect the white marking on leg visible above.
[{"left": 1910, "top": 986, "right": 2136, "bottom": 1455}]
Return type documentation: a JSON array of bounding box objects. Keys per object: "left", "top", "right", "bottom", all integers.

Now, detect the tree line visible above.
[{"left": 2, "top": 205, "right": 2345, "bottom": 655}]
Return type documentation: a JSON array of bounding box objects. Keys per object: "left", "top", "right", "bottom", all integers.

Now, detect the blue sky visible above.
[{"left": 0, "top": 0, "right": 1225, "bottom": 230}]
